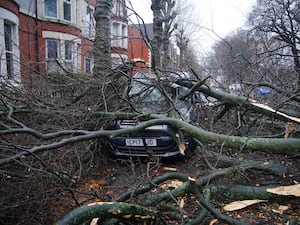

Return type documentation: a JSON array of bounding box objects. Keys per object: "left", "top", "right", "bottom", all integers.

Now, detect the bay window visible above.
[{"left": 44, "top": 0, "right": 74, "bottom": 23}]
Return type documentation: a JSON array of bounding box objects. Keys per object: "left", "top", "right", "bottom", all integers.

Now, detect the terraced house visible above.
[{"left": 0, "top": 0, "right": 128, "bottom": 86}]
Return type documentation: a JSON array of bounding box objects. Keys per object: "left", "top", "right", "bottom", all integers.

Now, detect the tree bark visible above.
[
  {"left": 56, "top": 161, "right": 278, "bottom": 225},
  {"left": 161, "top": 0, "right": 176, "bottom": 69},
  {"left": 177, "top": 79, "right": 300, "bottom": 123},
  {"left": 55, "top": 202, "right": 157, "bottom": 225},
  {"left": 1, "top": 115, "right": 300, "bottom": 167},
  {"left": 94, "top": 0, "right": 112, "bottom": 77},
  {"left": 151, "top": 0, "right": 163, "bottom": 70}
]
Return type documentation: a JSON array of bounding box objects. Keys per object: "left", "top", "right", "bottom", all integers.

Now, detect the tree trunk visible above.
[
  {"left": 177, "top": 79, "right": 300, "bottom": 122},
  {"left": 151, "top": 0, "right": 163, "bottom": 70},
  {"left": 161, "top": 0, "right": 176, "bottom": 70},
  {"left": 55, "top": 202, "right": 157, "bottom": 225},
  {"left": 176, "top": 28, "right": 188, "bottom": 70},
  {"left": 94, "top": 0, "right": 112, "bottom": 77}
]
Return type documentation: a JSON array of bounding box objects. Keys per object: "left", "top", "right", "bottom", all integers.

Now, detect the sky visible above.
[{"left": 128, "top": 0, "right": 255, "bottom": 52}]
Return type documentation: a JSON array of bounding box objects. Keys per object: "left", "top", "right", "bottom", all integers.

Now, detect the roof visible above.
[{"left": 130, "top": 23, "right": 154, "bottom": 40}]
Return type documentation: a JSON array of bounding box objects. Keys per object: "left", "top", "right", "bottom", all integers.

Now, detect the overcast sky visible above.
[{"left": 128, "top": 0, "right": 255, "bottom": 52}]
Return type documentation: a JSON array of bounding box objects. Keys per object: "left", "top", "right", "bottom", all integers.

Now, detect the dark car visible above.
[{"left": 106, "top": 72, "right": 195, "bottom": 158}]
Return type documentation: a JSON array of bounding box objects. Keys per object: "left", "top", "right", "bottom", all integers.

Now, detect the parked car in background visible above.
[
  {"left": 250, "top": 86, "right": 278, "bottom": 103},
  {"left": 252, "top": 86, "right": 275, "bottom": 97},
  {"left": 106, "top": 72, "right": 195, "bottom": 158}
]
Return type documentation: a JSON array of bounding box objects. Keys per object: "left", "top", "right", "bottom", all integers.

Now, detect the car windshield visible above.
[
  {"left": 128, "top": 78, "right": 166, "bottom": 102},
  {"left": 126, "top": 73, "right": 191, "bottom": 120}
]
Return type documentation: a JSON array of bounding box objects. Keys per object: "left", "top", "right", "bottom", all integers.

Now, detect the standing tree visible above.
[
  {"left": 211, "top": 29, "right": 257, "bottom": 85},
  {"left": 161, "top": 0, "right": 177, "bottom": 69},
  {"left": 176, "top": 26, "right": 189, "bottom": 70},
  {"left": 1, "top": 1, "right": 300, "bottom": 224},
  {"left": 248, "top": 0, "right": 300, "bottom": 88},
  {"left": 174, "top": 0, "right": 199, "bottom": 70},
  {"left": 151, "top": 0, "right": 163, "bottom": 70}
]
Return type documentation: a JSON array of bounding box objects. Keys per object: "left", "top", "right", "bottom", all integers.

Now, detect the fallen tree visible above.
[
  {"left": 55, "top": 161, "right": 300, "bottom": 225},
  {"left": 177, "top": 78, "right": 300, "bottom": 123},
  {"left": 1, "top": 111, "right": 300, "bottom": 168},
  {"left": 1, "top": 72, "right": 299, "bottom": 224}
]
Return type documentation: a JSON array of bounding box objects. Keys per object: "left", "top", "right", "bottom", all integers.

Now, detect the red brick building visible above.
[
  {"left": 128, "top": 25, "right": 151, "bottom": 73},
  {"left": 0, "top": 0, "right": 128, "bottom": 86},
  {"left": 128, "top": 23, "right": 180, "bottom": 73}
]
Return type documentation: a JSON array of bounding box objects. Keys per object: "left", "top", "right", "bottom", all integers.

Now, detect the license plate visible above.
[{"left": 125, "top": 138, "right": 157, "bottom": 147}]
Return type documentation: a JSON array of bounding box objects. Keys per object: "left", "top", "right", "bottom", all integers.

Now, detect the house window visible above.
[
  {"left": 45, "top": 0, "right": 57, "bottom": 18},
  {"left": 63, "top": 0, "right": 71, "bottom": 21},
  {"left": 119, "top": 0, "right": 125, "bottom": 17},
  {"left": 4, "top": 22, "right": 13, "bottom": 79},
  {"left": 46, "top": 39, "right": 60, "bottom": 72},
  {"left": 111, "top": 22, "right": 127, "bottom": 48},
  {"left": 112, "top": 23, "right": 119, "bottom": 46},
  {"left": 85, "top": 6, "right": 93, "bottom": 38},
  {"left": 121, "top": 24, "right": 127, "bottom": 48},
  {"left": 112, "top": 0, "right": 117, "bottom": 15},
  {"left": 65, "top": 40, "right": 73, "bottom": 71},
  {"left": 19, "top": 0, "right": 36, "bottom": 15},
  {"left": 84, "top": 51, "right": 93, "bottom": 73},
  {"left": 75, "top": 43, "right": 81, "bottom": 71},
  {"left": 65, "top": 41, "right": 73, "bottom": 60}
]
